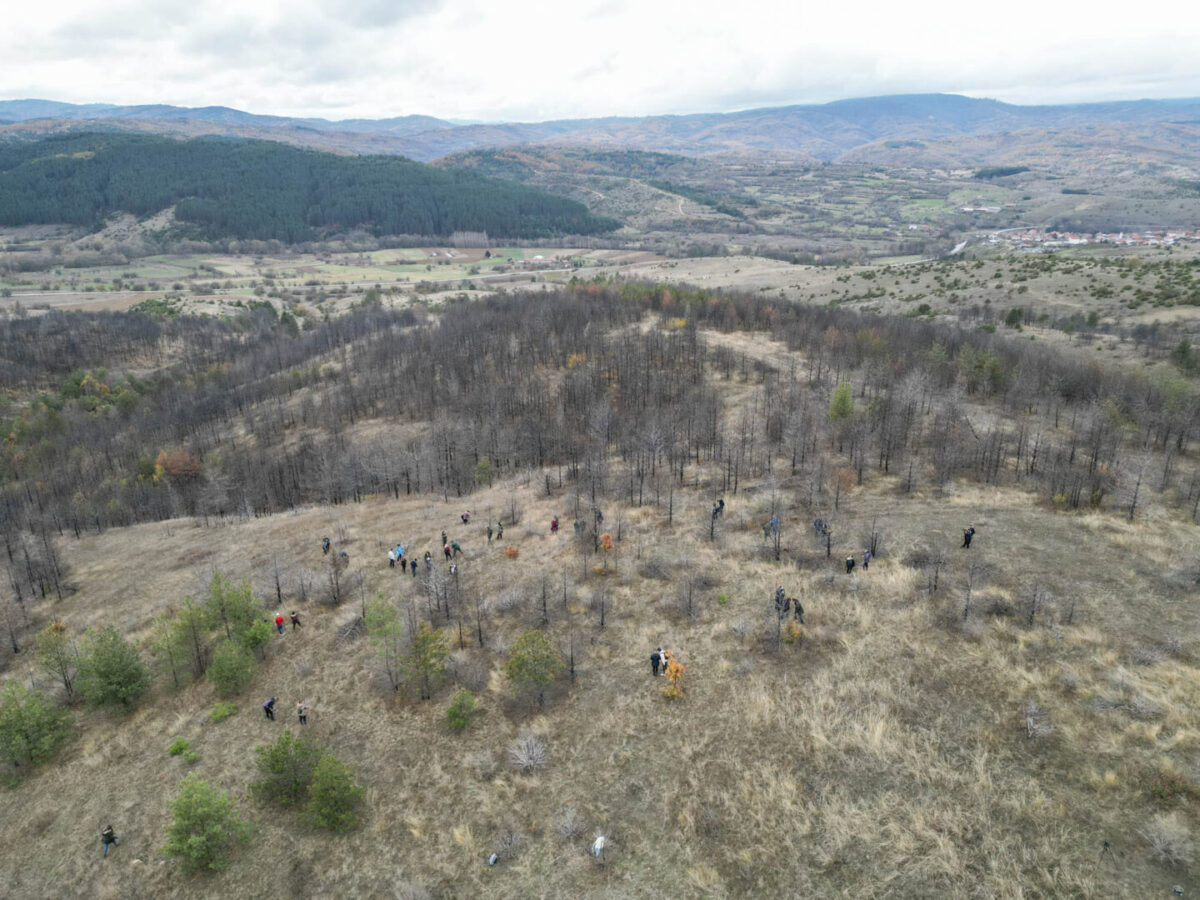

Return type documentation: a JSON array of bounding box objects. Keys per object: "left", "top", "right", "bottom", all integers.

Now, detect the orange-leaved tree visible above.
[
  {"left": 599, "top": 532, "right": 614, "bottom": 570},
  {"left": 662, "top": 655, "right": 685, "bottom": 700}
]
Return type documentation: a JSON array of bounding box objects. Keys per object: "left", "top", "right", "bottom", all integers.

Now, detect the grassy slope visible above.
[{"left": 2, "top": 342, "right": 1200, "bottom": 899}]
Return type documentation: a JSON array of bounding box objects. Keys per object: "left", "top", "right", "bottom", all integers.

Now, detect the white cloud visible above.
[{"left": 1, "top": 0, "right": 1198, "bottom": 120}]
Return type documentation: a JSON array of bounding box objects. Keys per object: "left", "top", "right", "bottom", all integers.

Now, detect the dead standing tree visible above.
[{"left": 962, "top": 559, "right": 991, "bottom": 621}]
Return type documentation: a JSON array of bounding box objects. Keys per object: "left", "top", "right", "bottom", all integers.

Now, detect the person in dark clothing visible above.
[
  {"left": 441, "top": 530, "right": 448, "bottom": 548},
  {"left": 410, "top": 558, "right": 417, "bottom": 576},
  {"left": 322, "top": 537, "right": 330, "bottom": 555},
  {"left": 595, "top": 508, "right": 603, "bottom": 525},
  {"left": 962, "top": 527, "right": 975, "bottom": 549},
  {"left": 712, "top": 504, "right": 721, "bottom": 521},
  {"left": 297, "top": 701, "right": 307, "bottom": 725},
  {"left": 487, "top": 524, "right": 493, "bottom": 544},
  {"left": 651, "top": 648, "right": 662, "bottom": 676},
  {"left": 101, "top": 825, "right": 119, "bottom": 857},
  {"left": 792, "top": 598, "right": 804, "bottom": 624},
  {"left": 774, "top": 585, "right": 786, "bottom": 613},
  {"left": 461, "top": 512, "right": 470, "bottom": 525},
  {"left": 444, "top": 544, "right": 452, "bottom": 560},
  {"left": 862, "top": 549, "right": 871, "bottom": 570},
  {"left": 451, "top": 540, "right": 461, "bottom": 557},
  {"left": 290, "top": 611, "right": 301, "bottom": 630},
  {"left": 496, "top": 522, "right": 504, "bottom": 540},
  {"left": 717, "top": 498, "right": 725, "bottom": 516},
  {"left": 263, "top": 697, "right": 276, "bottom": 720},
  {"left": 845, "top": 556, "right": 856, "bottom": 574},
  {"left": 550, "top": 517, "right": 559, "bottom": 534}
]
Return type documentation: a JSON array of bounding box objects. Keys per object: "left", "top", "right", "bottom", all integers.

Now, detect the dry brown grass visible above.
[{"left": 3, "top": 452, "right": 1200, "bottom": 897}]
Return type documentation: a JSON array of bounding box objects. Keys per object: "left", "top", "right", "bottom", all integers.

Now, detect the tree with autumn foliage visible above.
[
  {"left": 599, "top": 532, "right": 614, "bottom": 571},
  {"left": 662, "top": 654, "right": 685, "bottom": 700}
]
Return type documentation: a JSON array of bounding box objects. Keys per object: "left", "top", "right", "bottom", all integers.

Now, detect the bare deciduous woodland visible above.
[{"left": 2, "top": 90, "right": 1200, "bottom": 898}]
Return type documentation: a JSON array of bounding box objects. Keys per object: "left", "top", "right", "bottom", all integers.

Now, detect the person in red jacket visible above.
[{"left": 274, "top": 614, "right": 285, "bottom": 635}]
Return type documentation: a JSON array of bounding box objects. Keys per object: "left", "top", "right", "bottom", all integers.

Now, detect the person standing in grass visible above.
[
  {"left": 451, "top": 540, "right": 462, "bottom": 557},
  {"left": 274, "top": 614, "right": 285, "bottom": 635},
  {"left": 862, "top": 548, "right": 871, "bottom": 570},
  {"left": 774, "top": 585, "right": 786, "bottom": 613},
  {"left": 100, "top": 824, "right": 119, "bottom": 857},
  {"left": 845, "top": 556, "right": 856, "bottom": 575},
  {"left": 290, "top": 610, "right": 302, "bottom": 630},
  {"left": 388, "top": 548, "right": 396, "bottom": 568},
  {"left": 962, "top": 526, "right": 975, "bottom": 549},
  {"left": 550, "top": 517, "right": 559, "bottom": 534},
  {"left": 792, "top": 597, "right": 804, "bottom": 624},
  {"left": 496, "top": 522, "right": 504, "bottom": 541},
  {"left": 297, "top": 700, "right": 307, "bottom": 725},
  {"left": 410, "top": 558, "right": 417, "bottom": 577},
  {"left": 651, "top": 647, "right": 662, "bottom": 676},
  {"left": 263, "top": 697, "right": 276, "bottom": 720},
  {"left": 322, "top": 536, "right": 330, "bottom": 555},
  {"left": 487, "top": 524, "right": 494, "bottom": 544}
]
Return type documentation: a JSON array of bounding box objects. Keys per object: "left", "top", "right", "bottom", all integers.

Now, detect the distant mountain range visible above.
[
  {"left": 3, "top": 94, "right": 1200, "bottom": 165},
  {"left": 0, "top": 99, "right": 452, "bottom": 137}
]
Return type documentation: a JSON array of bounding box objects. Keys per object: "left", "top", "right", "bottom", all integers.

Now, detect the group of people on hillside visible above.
[
  {"left": 649, "top": 647, "right": 678, "bottom": 676},
  {"left": 322, "top": 536, "right": 351, "bottom": 566},
  {"left": 845, "top": 549, "right": 871, "bottom": 574},
  {"left": 262, "top": 696, "right": 307, "bottom": 725},
  {"left": 272, "top": 611, "right": 302, "bottom": 634},
  {"left": 774, "top": 584, "right": 805, "bottom": 623}
]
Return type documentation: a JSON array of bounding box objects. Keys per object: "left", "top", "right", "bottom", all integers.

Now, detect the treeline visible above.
[
  {"left": 3, "top": 279, "right": 1200, "bottom": 604},
  {"left": 647, "top": 180, "right": 749, "bottom": 218},
  {"left": 443, "top": 147, "right": 697, "bottom": 182},
  {"left": 973, "top": 166, "right": 1030, "bottom": 179},
  {"left": 0, "top": 133, "right": 618, "bottom": 241}
]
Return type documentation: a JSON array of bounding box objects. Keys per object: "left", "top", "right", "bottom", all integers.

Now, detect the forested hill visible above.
[{"left": 0, "top": 133, "right": 618, "bottom": 241}]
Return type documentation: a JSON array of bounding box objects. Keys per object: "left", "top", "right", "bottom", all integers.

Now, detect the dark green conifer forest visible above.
[{"left": 0, "top": 133, "right": 617, "bottom": 240}]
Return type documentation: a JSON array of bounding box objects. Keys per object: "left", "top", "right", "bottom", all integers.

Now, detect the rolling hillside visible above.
[
  {"left": 5, "top": 93, "right": 1200, "bottom": 163},
  {"left": 0, "top": 133, "right": 617, "bottom": 241}
]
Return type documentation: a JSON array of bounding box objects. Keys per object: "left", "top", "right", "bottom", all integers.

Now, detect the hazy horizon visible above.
[
  {"left": 2, "top": 0, "right": 1198, "bottom": 123},
  {"left": 5, "top": 89, "right": 1200, "bottom": 129}
]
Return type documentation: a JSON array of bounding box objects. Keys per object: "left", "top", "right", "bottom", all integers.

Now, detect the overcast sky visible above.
[{"left": 2, "top": 0, "right": 1199, "bottom": 122}]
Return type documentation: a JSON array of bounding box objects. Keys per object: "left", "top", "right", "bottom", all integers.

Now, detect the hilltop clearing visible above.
[{"left": 1, "top": 282, "right": 1199, "bottom": 896}]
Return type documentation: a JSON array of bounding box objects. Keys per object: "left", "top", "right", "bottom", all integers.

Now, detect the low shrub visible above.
[
  {"left": 509, "top": 731, "right": 547, "bottom": 773},
  {"left": 445, "top": 689, "right": 477, "bottom": 732}
]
